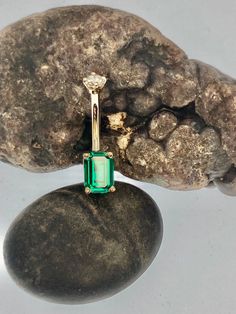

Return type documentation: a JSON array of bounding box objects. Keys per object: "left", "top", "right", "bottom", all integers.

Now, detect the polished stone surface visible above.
[{"left": 4, "top": 182, "right": 163, "bottom": 304}]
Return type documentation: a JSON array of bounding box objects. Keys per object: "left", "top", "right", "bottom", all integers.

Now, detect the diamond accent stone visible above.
[{"left": 83, "top": 72, "right": 107, "bottom": 92}]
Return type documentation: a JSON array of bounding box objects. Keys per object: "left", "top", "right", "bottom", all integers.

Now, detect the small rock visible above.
[{"left": 148, "top": 111, "right": 178, "bottom": 141}]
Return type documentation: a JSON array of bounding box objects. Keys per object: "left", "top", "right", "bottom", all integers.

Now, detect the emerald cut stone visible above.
[{"left": 83, "top": 151, "right": 114, "bottom": 193}]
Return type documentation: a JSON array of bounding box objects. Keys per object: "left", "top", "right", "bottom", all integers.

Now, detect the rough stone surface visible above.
[
  {"left": 195, "top": 62, "right": 236, "bottom": 164},
  {"left": 148, "top": 111, "right": 177, "bottom": 141},
  {"left": 0, "top": 5, "right": 236, "bottom": 192},
  {"left": 124, "top": 123, "right": 231, "bottom": 189},
  {"left": 4, "top": 182, "right": 163, "bottom": 304},
  {"left": 147, "top": 60, "right": 198, "bottom": 108}
]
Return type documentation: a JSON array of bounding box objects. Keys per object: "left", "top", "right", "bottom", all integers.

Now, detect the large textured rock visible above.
[
  {"left": 4, "top": 182, "right": 163, "bottom": 303},
  {"left": 0, "top": 5, "right": 236, "bottom": 192}
]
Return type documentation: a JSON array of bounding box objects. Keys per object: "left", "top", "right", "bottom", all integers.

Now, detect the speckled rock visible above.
[
  {"left": 0, "top": 5, "right": 236, "bottom": 193},
  {"left": 195, "top": 61, "right": 236, "bottom": 164},
  {"left": 4, "top": 182, "right": 163, "bottom": 304},
  {"left": 123, "top": 121, "right": 231, "bottom": 189},
  {"left": 148, "top": 111, "right": 177, "bottom": 141}
]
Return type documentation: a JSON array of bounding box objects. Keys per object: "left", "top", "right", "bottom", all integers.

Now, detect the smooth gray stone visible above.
[{"left": 4, "top": 182, "right": 163, "bottom": 304}]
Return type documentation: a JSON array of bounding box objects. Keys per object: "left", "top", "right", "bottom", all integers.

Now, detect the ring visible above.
[{"left": 83, "top": 72, "right": 115, "bottom": 194}]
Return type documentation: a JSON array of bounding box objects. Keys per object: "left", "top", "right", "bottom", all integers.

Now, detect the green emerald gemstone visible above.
[{"left": 83, "top": 151, "right": 115, "bottom": 193}]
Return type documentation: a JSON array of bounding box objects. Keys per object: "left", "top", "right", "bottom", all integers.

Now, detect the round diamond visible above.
[{"left": 83, "top": 72, "right": 107, "bottom": 92}]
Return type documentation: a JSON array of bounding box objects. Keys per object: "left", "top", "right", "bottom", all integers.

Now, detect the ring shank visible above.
[{"left": 91, "top": 92, "right": 100, "bottom": 151}]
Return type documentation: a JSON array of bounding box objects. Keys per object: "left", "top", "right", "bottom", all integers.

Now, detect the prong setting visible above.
[
  {"left": 109, "top": 186, "right": 116, "bottom": 193},
  {"left": 85, "top": 187, "right": 91, "bottom": 194},
  {"left": 83, "top": 152, "right": 90, "bottom": 160},
  {"left": 106, "top": 152, "right": 113, "bottom": 158}
]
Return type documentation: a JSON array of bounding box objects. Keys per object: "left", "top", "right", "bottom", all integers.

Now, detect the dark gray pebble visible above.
[{"left": 4, "top": 182, "right": 163, "bottom": 304}]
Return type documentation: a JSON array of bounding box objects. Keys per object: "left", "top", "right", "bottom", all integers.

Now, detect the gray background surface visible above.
[{"left": 0, "top": 1, "right": 236, "bottom": 313}]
